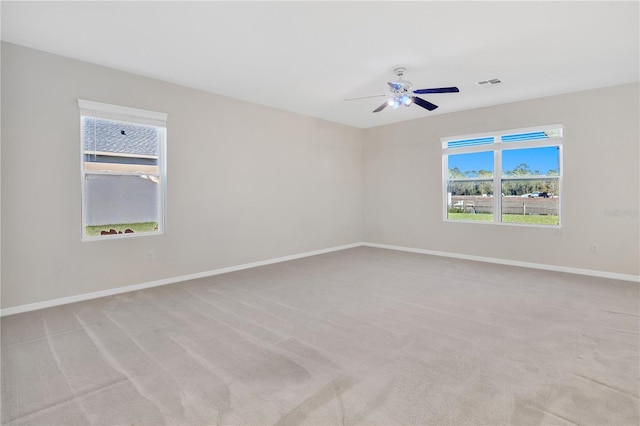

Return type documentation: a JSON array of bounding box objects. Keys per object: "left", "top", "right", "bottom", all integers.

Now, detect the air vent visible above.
[{"left": 476, "top": 78, "right": 502, "bottom": 86}]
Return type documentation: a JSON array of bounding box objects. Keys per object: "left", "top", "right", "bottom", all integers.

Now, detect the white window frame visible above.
[
  {"left": 79, "top": 99, "right": 167, "bottom": 241},
  {"left": 442, "top": 124, "right": 563, "bottom": 228}
]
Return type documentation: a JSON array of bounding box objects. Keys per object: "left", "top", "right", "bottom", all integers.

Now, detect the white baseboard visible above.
[
  {"left": 362, "top": 242, "right": 640, "bottom": 283},
  {"left": 3, "top": 241, "right": 637, "bottom": 317},
  {"left": 0, "top": 243, "right": 362, "bottom": 317}
]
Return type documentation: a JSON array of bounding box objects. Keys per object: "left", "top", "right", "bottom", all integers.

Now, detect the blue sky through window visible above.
[
  {"left": 503, "top": 146, "right": 559, "bottom": 175},
  {"left": 448, "top": 147, "right": 559, "bottom": 176},
  {"left": 448, "top": 151, "right": 493, "bottom": 176}
]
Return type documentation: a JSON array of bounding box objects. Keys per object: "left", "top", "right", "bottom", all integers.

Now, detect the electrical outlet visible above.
[
  {"left": 590, "top": 244, "right": 598, "bottom": 254},
  {"left": 146, "top": 251, "right": 155, "bottom": 262}
]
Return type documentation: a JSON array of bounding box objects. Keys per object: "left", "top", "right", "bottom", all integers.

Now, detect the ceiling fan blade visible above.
[
  {"left": 344, "top": 94, "right": 387, "bottom": 101},
  {"left": 373, "top": 102, "right": 388, "bottom": 113},
  {"left": 413, "top": 87, "right": 460, "bottom": 94},
  {"left": 412, "top": 96, "right": 438, "bottom": 111}
]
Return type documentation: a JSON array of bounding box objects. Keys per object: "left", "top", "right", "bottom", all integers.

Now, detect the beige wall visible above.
[
  {"left": 363, "top": 83, "right": 640, "bottom": 276},
  {"left": 2, "top": 42, "right": 638, "bottom": 310},
  {"left": 1, "top": 43, "right": 363, "bottom": 308}
]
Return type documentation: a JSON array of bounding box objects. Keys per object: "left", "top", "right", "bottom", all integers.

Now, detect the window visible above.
[
  {"left": 79, "top": 100, "right": 167, "bottom": 240},
  {"left": 443, "top": 126, "right": 562, "bottom": 226}
]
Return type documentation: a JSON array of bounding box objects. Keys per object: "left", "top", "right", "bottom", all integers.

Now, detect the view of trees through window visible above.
[{"left": 444, "top": 130, "right": 561, "bottom": 226}]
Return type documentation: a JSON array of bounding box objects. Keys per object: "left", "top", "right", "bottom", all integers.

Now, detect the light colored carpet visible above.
[{"left": 1, "top": 247, "right": 638, "bottom": 425}]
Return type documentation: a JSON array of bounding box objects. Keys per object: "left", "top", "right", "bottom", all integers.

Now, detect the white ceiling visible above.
[{"left": 2, "top": 1, "right": 638, "bottom": 129}]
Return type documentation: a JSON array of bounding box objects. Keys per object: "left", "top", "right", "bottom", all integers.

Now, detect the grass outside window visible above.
[
  {"left": 448, "top": 213, "right": 558, "bottom": 225},
  {"left": 85, "top": 222, "right": 159, "bottom": 236}
]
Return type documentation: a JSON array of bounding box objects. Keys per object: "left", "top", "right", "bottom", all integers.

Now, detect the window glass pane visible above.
[
  {"left": 502, "top": 146, "right": 560, "bottom": 177},
  {"left": 84, "top": 174, "right": 160, "bottom": 236},
  {"left": 501, "top": 179, "right": 560, "bottom": 225},
  {"left": 447, "top": 151, "right": 494, "bottom": 222},
  {"left": 448, "top": 151, "right": 494, "bottom": 179},
  {"left": 81, "top": 113, "right": 163, "bottom": 238},
  {"left": 501, "top": 146, "right": 560, "bottom": 225},
  {"left": 83, "top": 116, "right": 159, "bottom": 174}
]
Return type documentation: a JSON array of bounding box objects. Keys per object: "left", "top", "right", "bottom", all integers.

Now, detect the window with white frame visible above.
[
  {"left": 443, "top": 126, "right": 562, "bottom": 226},
  {"left": 79, "top": 100, "right": 167, "bottom": 240}
]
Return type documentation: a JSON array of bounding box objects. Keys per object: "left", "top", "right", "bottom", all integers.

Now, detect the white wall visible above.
[
  {"left": 363, "top": 83, "right": 640, "bottom": 276},
  {"left": 1, "top": 43, "right": 363, "bottom": 308}
]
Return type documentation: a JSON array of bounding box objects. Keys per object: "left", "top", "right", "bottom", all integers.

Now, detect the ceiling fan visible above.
[{"left": 346, "top": 67, "right": 459, "bottom": 113}]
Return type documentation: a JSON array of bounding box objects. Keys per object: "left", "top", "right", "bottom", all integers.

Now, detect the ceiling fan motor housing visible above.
[{"left": 389, "top": 67, "right": 412, "bottom": 94}]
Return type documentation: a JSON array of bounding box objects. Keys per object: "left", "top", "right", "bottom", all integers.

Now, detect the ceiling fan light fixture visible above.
[
  {"left": 401, "top": 95, "right": 412, "bottom": 106},
  {"left": 387, "top": 97, "right": 401, "bottom": 109}
]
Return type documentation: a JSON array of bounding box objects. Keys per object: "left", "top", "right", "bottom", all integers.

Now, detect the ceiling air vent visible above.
[{"left": 476, "top": 78, "right": 502, "bottom": 86}]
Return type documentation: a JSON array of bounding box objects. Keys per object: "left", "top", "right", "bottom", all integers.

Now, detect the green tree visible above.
[
  {"left": 505, "top": 163, "right": 531, "bottom": 176},
  {"left": 448, "top": 167, "right": 466, "bottom": 179}
]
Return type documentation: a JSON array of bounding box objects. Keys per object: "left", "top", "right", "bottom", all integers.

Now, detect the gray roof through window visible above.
[{"left": 83, "top": 117, "right": 158, "bottom": 156}]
